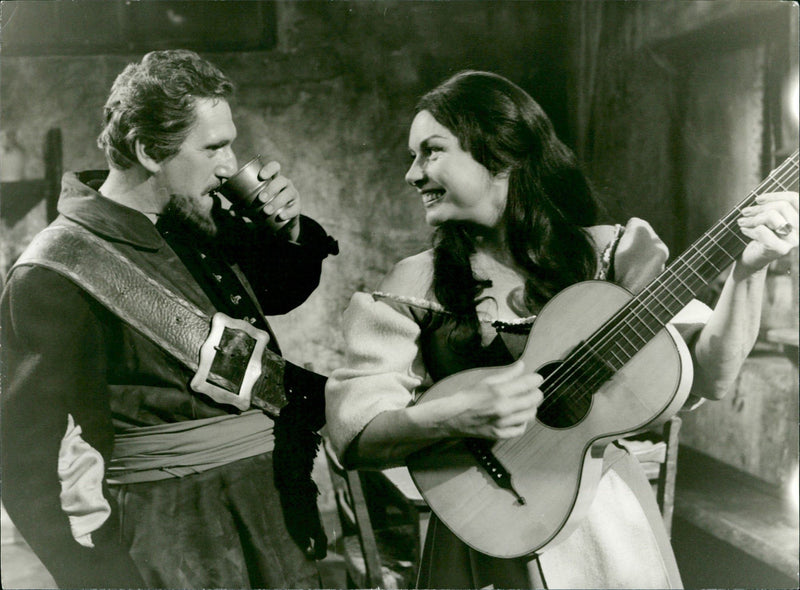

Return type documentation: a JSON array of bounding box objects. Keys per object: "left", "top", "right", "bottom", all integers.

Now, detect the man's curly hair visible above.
[{"left": 97, "top": 49, "right": 234, "bottom": 170}]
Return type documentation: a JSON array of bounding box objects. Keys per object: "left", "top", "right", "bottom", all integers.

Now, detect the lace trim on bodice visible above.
[
  {"left": 372, "top": 291, "right": 450, "bottom": 314},
  {"left": 374, "top": 290, "right": 538, "bottom": 331},
  {"left": 490, "top": 317, "right": 537, "bottom": 334},
  {"left": 373, "top": 224, "right": 624, "bottom": 331}
]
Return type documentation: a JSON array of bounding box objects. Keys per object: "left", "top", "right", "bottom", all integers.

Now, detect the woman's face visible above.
[{"left": 405, "top": 110, "right": 508, "bottom": 228}]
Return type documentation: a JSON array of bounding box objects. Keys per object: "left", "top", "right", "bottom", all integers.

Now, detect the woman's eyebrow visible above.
[
  {"left": 419, "top": 135, "right": 447, "bottom": 150},
  {"left": 421, "top": 134, "right": 447, "bottom": 144}
]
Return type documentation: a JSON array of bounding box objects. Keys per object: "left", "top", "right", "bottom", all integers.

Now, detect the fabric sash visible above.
[{"left": 107, "top": 410, "right": 275, "bottom": 484}]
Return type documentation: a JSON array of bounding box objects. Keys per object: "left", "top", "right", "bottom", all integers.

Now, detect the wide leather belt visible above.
[{"left": 13, "top": 225, "right": 291, "bottom": 416}]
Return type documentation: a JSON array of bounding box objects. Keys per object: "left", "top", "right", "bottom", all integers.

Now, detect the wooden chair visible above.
[
  {"left": 324, "top": 416, "right": 682, "bottom": 588},
  {"left": 620, "top": 415, "right": 682, "bottom": 537},
  {"left": 0, "top": 128, "right": 62, "bottom": 226},
  {"left": 323, "top": 437, "right": 417, "bottom": 589}
]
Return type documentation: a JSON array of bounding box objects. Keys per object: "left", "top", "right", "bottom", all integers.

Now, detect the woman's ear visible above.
[{"left": 135, "top": 140, "right": 161, "bottom": 174}]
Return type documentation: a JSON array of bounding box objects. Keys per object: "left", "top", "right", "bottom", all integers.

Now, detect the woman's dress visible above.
[{"left": 326, "top": 219, "right": 712, "bottom": 589}]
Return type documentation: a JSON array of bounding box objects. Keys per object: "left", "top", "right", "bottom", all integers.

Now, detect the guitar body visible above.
[{"left": 407, "top": 280, "right": 695, "bottom": 558}]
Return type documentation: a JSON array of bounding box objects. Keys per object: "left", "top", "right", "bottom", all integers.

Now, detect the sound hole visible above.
[{"left": 535, "top": 360, "right": 593, "bottom": 428}]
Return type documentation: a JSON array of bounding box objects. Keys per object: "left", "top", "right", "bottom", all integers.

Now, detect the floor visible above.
[
  {"left": 0, "top": 519, "right": 346, "bottom": 590},
  {"left": 1, "top": 504, "right": 349, "bottom": 589},
  {"left": 671, "top": 516, "right": 798, "bottom": 589},
  {"left": 1, "top": 503, "right": 57, "bottom": 589},
  {"left": 6, "top": 499, "right": 798, "bottom": 589},
  {"left": 1, "top": 540, "right": 58, "bottom": 590}
]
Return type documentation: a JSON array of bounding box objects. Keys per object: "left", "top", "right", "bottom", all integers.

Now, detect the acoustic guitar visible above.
[{"left": 407, "top": 151, "right": 798, "bottom": 558}]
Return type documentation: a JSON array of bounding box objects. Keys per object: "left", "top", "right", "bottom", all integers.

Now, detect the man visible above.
[{"left": 1, "top": 49, "right": 337, "bottom": 588}]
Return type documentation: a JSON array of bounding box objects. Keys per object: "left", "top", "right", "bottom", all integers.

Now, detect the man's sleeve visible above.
[
  {"left": 1, "top": 265, "right": 145, "bottom": 588},
  {"left": 235, "top": 215, "right": 338, "bottom": 314}
]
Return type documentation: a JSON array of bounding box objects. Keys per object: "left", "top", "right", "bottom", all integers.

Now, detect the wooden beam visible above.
[{"left": 0, "top": 179, "right": 48, "bottom": 226}]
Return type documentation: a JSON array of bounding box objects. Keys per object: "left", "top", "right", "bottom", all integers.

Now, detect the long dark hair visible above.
[{"left": 417, "top": 71, "right": 600, "bottom": 350}]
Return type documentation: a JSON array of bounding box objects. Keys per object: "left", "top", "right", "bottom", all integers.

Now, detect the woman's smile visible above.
[{"left": 422, "top": 188, "right": 446, "bottom": 207}]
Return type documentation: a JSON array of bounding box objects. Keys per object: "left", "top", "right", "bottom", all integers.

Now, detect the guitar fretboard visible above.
[{"left": 544, "top": 151, "right": 798, "bottom": 406}]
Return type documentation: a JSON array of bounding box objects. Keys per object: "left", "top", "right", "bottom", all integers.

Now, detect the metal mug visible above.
[{"left": 214, "top": 155, "right": 289, "bottom": 231}]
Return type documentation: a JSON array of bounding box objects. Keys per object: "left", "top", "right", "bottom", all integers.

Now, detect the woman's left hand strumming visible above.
[{"left": 736, "top": 191, "right": 799, "bottom": 272}]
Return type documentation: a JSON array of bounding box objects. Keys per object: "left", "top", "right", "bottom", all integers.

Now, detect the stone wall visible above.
[
  {"left": 0, "top": 0, "right": 576, "bottom": 373},
  {"left": 570, "top": 0, "right": 798, "bottom": 488},
  {"left": 1, "top": 0, "right": 797, "bottom": 488}
]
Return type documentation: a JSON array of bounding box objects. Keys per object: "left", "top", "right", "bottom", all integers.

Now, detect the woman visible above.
[{"left": 325, "top": 71, "right": 798, "bottom": 588}]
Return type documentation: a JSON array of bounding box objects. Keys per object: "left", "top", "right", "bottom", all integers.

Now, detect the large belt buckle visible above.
[{"left": 190, "top": 312, "right": 270, "bottom": 411}]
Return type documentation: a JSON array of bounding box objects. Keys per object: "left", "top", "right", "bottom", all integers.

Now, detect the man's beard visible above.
[{"left": 160, "top": 193, "right": 220, "bottom": 241}]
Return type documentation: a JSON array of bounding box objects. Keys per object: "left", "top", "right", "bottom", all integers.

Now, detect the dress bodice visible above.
[
  {"left": 371, "top": 220, "right": 621, "bottom": 383},
  {"left": 372, "top": 292, "right": 532, "bottom": 383}
]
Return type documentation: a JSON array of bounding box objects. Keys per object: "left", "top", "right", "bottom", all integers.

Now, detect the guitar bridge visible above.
[{"left": 464, "top": 438, "right": 527, "bottom": 505}]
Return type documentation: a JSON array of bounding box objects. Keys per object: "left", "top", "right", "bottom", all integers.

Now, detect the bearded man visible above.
[{"left": 0, "top": 49, "right": 337, "bottom": 589}]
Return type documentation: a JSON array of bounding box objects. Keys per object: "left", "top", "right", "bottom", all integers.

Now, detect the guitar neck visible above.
[{"left": 580, "top": 151, "right": 799, "bottom": 374}]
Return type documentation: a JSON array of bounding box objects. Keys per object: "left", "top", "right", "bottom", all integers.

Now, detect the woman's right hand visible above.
[
  {"left": 442, "top": 361, "right": 543, "bottom": 440},
  {"left": 345, "top": 361, "right": 544, "bottom": 469}
]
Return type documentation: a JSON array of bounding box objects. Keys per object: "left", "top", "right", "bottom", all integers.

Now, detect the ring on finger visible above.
[{"left": 774, "top": 222, "right": 793, "bottom": 238}]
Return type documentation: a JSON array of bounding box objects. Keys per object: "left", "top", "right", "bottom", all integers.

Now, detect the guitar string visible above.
[
  {"left": 518, "top": 154, "right": 798, "bottom": 445},
  {"left": 495, "top": 152, "right": 798, "bottom": 460},
  {"left": 534, "top": 155, "right": 798, "bottom": 420},
  {"left": 529, "top": 158, "right": 796, "bottom": 418},
  {"left": 566, "top": 154, "right": 799, "bottom": 401},
  {"left": 497, "top": 154, "right": 798, "bottom": 462}
]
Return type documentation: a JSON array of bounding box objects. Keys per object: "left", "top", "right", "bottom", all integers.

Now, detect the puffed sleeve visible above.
[
  {"left": 325, "top": 292, "right": 427, "bottom": 461},
  {"left": 610, "top": 217, "right": 712, "bottom": 344},
  {"left": 612, "top": 217, "right": 670, "bottom": 294}
]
